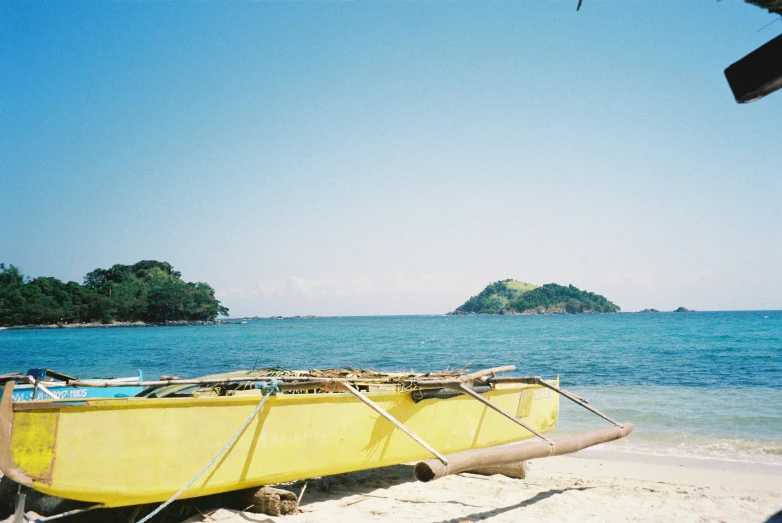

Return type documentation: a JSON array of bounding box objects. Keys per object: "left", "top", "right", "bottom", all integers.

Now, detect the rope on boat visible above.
[
  {"left": 137, "top": 379, "right": 281, "bottom": 523},
  {"left": 26, "top": 504, "right": 103, "bottom": 522}
]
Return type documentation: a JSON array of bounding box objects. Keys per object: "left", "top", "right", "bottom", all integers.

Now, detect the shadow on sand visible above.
[
  {"left": 428, "top": 486, "right": 593, "bottom": 523},
  {"left": 296, "top": 464, "right": 419, "bottom": 506},
  {"left": 4, "top": 465, "right": 594, "bottom": 522},
  {"left": 1, "top": 466, "right": 418, "bottom": 523}
]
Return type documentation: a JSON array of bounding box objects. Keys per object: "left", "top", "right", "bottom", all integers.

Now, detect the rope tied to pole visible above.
[
  {"left": 254, "top": 379, "right": 282, "bottom": 394},
  {"left": 137, "top": 379, "right": 280, "bottom": 523}
]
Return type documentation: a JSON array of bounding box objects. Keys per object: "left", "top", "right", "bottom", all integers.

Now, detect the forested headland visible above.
[
  {"left": 451, "top": 280, "right": 620, "bottom": 315},
  {"left": 0, "top": 261, "right": 228, "bottom": 326}
]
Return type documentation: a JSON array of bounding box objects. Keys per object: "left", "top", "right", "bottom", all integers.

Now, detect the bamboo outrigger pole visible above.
[
  {"left": 415, "top": 423, "right": 635, "bottom": 482},
  {"left": 484, "top": 376, "right": 624, "bottom": 427},
  {"left": 412, "top": 375, "right": 635, "bottom": 482},
  {"left": 447, "top": 383, "right": 553, "bottom": 444},
  {"left": 532, "top": 377, "right": 624, "bottom": 428},
  {"left": 340, "top": 382, "right": 449, "bottom": 466}
]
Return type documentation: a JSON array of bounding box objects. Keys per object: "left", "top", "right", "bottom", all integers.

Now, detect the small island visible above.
[
  {"left": 450, "top": 280, "right": 620, "bottom": 315},
  {"left": 0, "top": 260, "right": 228, "bottom": 327},
  {"left": 673, "top": 307, "right": 694, "bottom": 313}
]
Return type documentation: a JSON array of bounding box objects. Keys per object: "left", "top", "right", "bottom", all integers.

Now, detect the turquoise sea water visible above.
[{"left": 1, "top": 311, "right": 780, "bottom": 466}]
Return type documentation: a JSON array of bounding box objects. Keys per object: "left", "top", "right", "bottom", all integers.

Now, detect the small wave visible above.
[
  {"left": 551, "top": 426, "right": 782, "bottom": 466},
  {"left": 601, "top": 435, "right": 782, "bottom": 465}
]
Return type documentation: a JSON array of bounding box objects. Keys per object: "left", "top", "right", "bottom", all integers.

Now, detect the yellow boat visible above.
[{"left": 0, "top": 367, "right": 562, "bottom": 508}]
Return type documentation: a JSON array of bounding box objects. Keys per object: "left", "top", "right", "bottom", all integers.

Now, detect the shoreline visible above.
[
  {"left": 2, "top": 311, "right": 778, "bottom": 330},
  {"left": 570, "top": 446, "right": 782, "bottom": 476},
  {"left": 0, "top": 318, "right": 326, "bottom": 330},
  {"left": 0, "top": 320, "right": 220, "bottom": 331}
]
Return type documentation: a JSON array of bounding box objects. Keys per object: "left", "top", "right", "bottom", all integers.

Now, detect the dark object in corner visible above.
[{"left": 725, "top": 32, "right": 782, "bottom": 103}]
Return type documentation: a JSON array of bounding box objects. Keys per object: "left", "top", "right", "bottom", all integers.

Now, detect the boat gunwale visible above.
[
  {"left": 10, "top": 380, "right": 545, "bottom": 412},
  {"left": 8, "top": 378, "right": 141, "bottom": 392}
]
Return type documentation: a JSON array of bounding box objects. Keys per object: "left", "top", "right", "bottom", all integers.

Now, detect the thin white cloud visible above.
[{"left": 219, "top": 272, "right": 491, "bottom": 300}]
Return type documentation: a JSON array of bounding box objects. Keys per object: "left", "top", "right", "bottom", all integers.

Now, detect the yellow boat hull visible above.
[{"left": 0, "top": 379, "right": 559, "bottom": 507}]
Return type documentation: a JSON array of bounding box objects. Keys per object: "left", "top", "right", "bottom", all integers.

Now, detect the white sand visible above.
[{"left": 183, "top": 454, "right": 782, "bottom": 523}]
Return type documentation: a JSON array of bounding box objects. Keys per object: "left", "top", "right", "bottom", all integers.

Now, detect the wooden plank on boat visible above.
[
  {"left": 414, "top": 423, "right": 634, "bottom": 482},
  {"left": 0, "top": 373, "right": 22, "bottom": 385},
  {"left": 13, "top": 402, "right": 64, "bottom": 412}
]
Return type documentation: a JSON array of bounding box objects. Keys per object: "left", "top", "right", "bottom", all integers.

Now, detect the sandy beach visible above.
[{"left": 182, "top": 454, "right": 782, "bottom": 523}]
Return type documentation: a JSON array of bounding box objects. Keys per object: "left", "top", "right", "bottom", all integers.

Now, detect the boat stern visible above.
[{"left": 0, "top": 381, "right": 58, "bottom": 488}]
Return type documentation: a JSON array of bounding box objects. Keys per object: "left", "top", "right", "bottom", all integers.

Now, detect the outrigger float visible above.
[{"left": 0, "top": 365, "right": 633, "bottom": 521}]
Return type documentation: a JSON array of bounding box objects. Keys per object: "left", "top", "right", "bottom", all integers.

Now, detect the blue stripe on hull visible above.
[{"left": 2, "top": 385, "right": 145, "bottom": 402}]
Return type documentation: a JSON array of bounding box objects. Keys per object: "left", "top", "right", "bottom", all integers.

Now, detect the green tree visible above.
[
  {"left": 0, "top": 261, "right": 229, "bottom": 326},
  {"left": 452, "top": 280, "right": 620, "bottom": 315}
]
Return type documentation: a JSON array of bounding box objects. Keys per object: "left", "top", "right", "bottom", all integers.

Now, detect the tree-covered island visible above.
[
  {"left": 451, "top": 280, "right": 620, "bottom": 315},
  {"left": 0, "top": 260, "right": 228, "bottom": 326}
]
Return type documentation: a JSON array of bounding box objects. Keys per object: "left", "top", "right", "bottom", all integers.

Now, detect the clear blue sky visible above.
[{"left": 2, "top": 1, "right": 780, "bottom": 315}]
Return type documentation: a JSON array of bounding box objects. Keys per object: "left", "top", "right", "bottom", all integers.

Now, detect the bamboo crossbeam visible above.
[
  {"left": 26, "top": 376, "right": 58, "bottom": 401},
  {"left": 414, "top": 422, "right": 635, "bottom": 482},
  {"left": 485, "top": 376, "right": 621, "bottom": 427},
  {"left": 462, "top": 365, "right": 516, "bottom": 381},
  {"left": 486, "top": 376, "right": 590, "bottom": 402},
  {"left": 31, "top": 380, "right": 59, "bottom": 401},
  {"left": 449, "top": 383, "right": 552, "bottom": 443},
  {"left": 532, "top": 378, "right": 623, "bottom": 428},
  {"left": 340, "top": 382, "right": 449, "bottom": 466},
  {"left": 484, "top": 376, "right": 546, "bottom": 385}
]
